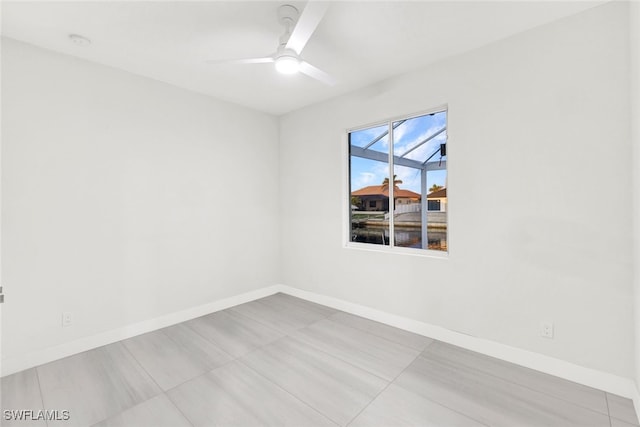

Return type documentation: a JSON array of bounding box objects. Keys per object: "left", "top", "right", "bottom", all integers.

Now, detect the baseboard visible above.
[
  {"left": 277, "top": 285, "right": 639, "bottom": 401},
  {"left": 1, "top": 284, "right": 286, "bottom": 377}
]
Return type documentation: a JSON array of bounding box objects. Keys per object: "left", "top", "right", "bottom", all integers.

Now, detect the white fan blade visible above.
[
  {"left": 286, "top": 1, "right": 329, "bottom": 55},
  {"left": 299, "top": 61, "right": 336, "bottom": 86},
  {"left": 206, "top": 57, "right": 274, "bottom": 65}
]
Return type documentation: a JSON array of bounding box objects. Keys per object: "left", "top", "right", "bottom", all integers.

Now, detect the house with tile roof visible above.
[
  {"left": 427, "top": 187, "right": 447, "bottom": 212},
  {"left": 351, "top": 185, "right": 447, "bottom": 212},
  {"left": 351, "top": 185, "right": 421, "bottom": 211}
]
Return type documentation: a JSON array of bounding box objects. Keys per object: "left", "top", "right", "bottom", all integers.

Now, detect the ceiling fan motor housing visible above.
[
  {"left": 277, "top": 4, "right": 299, "bottom": 27},
  {"left": 277, "top": 4, "right": 299, "bottom": 47}
]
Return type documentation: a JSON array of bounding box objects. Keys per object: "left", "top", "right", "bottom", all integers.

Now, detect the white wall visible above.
[
  {"left": 280, "top": 2, "right": 634, "bottom": 377},
  {"left": 631, "top": 0, "right": 640, "bottom": 400},
  {"left": 1, "top": 39, "right": 280, "bottom": 370}
]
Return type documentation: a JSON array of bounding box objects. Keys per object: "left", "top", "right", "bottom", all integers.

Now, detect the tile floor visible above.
[{"left": 1, "top": 293, "right": 638, "bottom": 427}]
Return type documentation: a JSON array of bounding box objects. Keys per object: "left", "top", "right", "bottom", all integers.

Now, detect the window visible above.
[
  {"left": 428, "top": 200, "right": 441, "bottom": 211},
  {"left": 348, "top": 108, "right": 447, "bottom": 252}
]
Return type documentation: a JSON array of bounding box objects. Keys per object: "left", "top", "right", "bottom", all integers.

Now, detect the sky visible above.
[{"left": 349, "top": 111, "right": 447, "bottom": 194}]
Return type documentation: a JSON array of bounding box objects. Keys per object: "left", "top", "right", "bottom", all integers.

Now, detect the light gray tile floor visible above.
[
  {"left": 228, "top": 294, "right": 332, "bottom": 334},
  {"left": 608, "top": 393, "right": 640, "bottom": 426},
  {"left": 423, "top": 341, "right": 610, "bottom": 415},
  {"left": 349, "top": 383, "right": 487, "bottom": 427},
  {"left": 167, "top": 360, "right": 336, "bottom": 427},
  {"left": 611, "top": 417, "right": 640, "bottom": 427},
  {"left": 92, "top": 394, "right": 192, "bottom": 427},
  {"left": 394, "top": 353, "right": 612, "bottom": 427},
  {"left": 122, "top": 328, "right": 228, "bottom": 391},
  {"left": 328, "top": 312, "right": 433, "bottom": 351},
  {"left": 241, "top": 336, "right": 387, "bottom": 425},
  {"left": 1, "top": 293, "right": 638, "bottom": 427},
  {"left": 36, "top": 342, "right": 161, "bottom": 427},
  {"left": 1, "top": 368, "right": 47, "bottom": 427},
  {"left": 184, "top": 308, "right": 284, "bottom": 358},
  {"left": 291, "top": 317, "right": 421, "bottom": 381}
]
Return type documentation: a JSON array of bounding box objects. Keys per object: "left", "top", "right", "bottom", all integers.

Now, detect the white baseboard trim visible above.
[
  {"left": 1, "top": 284, "right": 286, "bottom": 377},
  {"left": 277, "top": 285, "right": 639, "bottom": 402}
]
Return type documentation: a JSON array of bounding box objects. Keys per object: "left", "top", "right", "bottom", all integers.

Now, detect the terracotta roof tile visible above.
[
  {"left": 351, "top": 185, "right": 420, "bottom": 198},
  {"left": 352, "top": 186, "right": 447, "bottom": 199},
  {"left": 427, "top": 187, "right": 447, "bottom": 198}
]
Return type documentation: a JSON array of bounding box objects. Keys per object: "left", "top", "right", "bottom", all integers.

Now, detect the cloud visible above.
[
  {"left": 354, "top": 172, "right": 376, "bottom": 188},
  {"left": 350, "top": 124, "right": 388, "bottom": 149},
  {"left": 352, "top": 112, "right": 447, "bottom": 155},
  {"left": 404, "top": 130, "right": 447, "bottom": 162},
  {"left": 392, "top": 118, "right": 419, "bottom": 146},
  {"left": 394, "top": 165, "right": 422, "bottom": 193},
  {"left": 395, "top": 125, "right": 446, "bottom": 160}
]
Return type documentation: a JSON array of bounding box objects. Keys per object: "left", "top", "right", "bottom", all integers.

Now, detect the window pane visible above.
[
  {"left": 427, "top": 169, "right": 447, "bottom": 251},
  {"left": 349, "top": 124, "right": 389, "bottom": 153},
  {"left": 393, "top": 112, "right": 447, "bottom": 163},
  {"left": 392, "top": 164, "right": 422, "bottom": 248},
  {"left": 392, "top": 111, "right": 447, "bottom": 251},
  {"left": 349, "top": 130, "right": 389, "bottom": 246}
]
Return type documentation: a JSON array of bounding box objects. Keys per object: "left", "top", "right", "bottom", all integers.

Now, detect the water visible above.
[{"left": 351, "top": 226, "right": 447, "bottom": 251}]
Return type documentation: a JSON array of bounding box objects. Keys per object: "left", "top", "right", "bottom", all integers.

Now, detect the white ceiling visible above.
[{"left": 2, "top": 1, "right": 604, "bottom": 115}]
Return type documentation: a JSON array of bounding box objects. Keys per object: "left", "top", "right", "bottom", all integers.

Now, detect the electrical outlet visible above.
[
  {"left": 540, "top": 321, "right": 554, "bottom": 338},
  {"left": 62, "top": 312, "right": 73, "bottom": 327}
]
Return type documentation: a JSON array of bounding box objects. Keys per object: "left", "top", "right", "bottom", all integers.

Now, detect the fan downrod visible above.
[{"left": 277, "top": 4, "right": 299, "bottom": 27}]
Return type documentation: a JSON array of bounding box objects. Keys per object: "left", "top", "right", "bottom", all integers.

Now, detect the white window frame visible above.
[{"left": 343, "top": 105, "right": 449, "bottom": 258}]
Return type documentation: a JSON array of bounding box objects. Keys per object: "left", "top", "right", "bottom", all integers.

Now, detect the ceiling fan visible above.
[{"left": 207, "top": 2, "right": 336, "bottom": 86}]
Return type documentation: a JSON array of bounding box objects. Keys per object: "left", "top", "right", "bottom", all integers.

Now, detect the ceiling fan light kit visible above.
[
  {"left": 275, "top": 54, "right": 300, "bottom": 74},
  {"left": 206, "top": 2, "right": 335, "bottom": 85}
]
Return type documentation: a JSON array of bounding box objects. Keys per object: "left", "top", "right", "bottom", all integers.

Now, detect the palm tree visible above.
[
  {"left": 381, "top": 175, "right": 403, "bottom": 193},
  {"left": 429, "top": 184, "right": 443, "bottom": 193}
]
